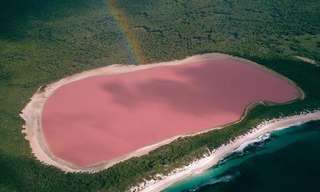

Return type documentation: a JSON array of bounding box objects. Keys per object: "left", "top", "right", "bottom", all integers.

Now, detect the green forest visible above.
[{"left": 0, "top": 0, "right": 319, "bottom": 191}]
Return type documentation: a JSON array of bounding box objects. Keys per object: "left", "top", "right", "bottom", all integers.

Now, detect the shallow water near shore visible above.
[{"left": 164, "top": 120, "right": 320, "bottom": 192}]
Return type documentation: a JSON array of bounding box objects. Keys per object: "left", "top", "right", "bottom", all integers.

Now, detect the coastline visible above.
[
  {"left": 20, "top": 53, "right": 304, "bottom": 173},
  {"left": 131, "top": 111, "right": 320, "bottom": 192}
]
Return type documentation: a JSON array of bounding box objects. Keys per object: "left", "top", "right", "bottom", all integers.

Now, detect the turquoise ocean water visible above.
[{"left": 164, "top": 120, "right": 320, "bottom": 192}]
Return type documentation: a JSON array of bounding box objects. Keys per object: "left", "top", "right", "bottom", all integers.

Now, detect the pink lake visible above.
[{"left": 42, "top": 55, "right": 300, "bottom": 167}]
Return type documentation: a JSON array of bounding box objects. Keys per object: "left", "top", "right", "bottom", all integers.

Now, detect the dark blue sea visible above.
[{"left": 164, "top": 120, "right": 320, "bottom": 192}]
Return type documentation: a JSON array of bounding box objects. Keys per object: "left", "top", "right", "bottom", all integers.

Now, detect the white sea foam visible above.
[{"left": 234, "top": 133, "right": 271, "bottom": 153}]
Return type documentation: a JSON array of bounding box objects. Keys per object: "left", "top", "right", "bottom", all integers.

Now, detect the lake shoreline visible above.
[{"left": 20, "top": 53, "right": 303, "bottom": 173}]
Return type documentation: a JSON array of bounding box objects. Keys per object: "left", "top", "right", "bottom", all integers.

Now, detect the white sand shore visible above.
[
  {"left": 20, "top": 53, "right": 304, "bottom": 173},
  {"left": 295, "top": 56, "right": 318, "bottom": 66},
  {"left": 131, "top": 111, "right": 320, "bottom": 192}
]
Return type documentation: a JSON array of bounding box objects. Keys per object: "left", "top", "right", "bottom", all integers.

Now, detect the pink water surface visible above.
[{"left": 42, "top": 56, "right": 300, "bottom": 167}]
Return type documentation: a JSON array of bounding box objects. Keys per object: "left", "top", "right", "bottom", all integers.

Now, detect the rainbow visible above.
[{"left": 108, "top": 0, "right": 146, "bottom": 64}]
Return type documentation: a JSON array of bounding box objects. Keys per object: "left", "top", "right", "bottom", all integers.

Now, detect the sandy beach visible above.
[
  {"left": 295, "top": 56, "right": 318, "bottom": 66},
  {"left": 130, "top": 111, "right": 320, "bottom": 192},
  {"left": 20, "top": 53, "right": 303, "bottom": 173}
]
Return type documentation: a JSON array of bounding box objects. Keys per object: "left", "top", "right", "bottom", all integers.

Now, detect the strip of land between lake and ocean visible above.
[{"left": 130, "top": 111, "right": 320, "bottom": 192}]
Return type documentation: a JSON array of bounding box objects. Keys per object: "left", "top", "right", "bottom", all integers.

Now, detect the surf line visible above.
[{"left": 108, "top": 0, "right": 146, "bottom": 64}]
